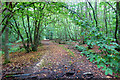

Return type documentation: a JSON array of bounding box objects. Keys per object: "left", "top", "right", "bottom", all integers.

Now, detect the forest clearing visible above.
[{"left": 0, "top": 0, "right": 120, "bottom": 79}]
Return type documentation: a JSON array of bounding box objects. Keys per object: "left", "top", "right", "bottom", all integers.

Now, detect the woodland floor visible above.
[{"left": 2, "top": 40, "right": 115, "bottom": 79}]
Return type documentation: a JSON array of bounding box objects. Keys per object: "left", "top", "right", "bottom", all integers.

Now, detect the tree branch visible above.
[
  {"left": 62, "top": 5, "right": 83, "bottom": 20},
  {"left": 0, "top": 2, "right": 35, "bottom": 36},
  {"left": 106, "top": 2, "right": 117, "bottom": 13}
]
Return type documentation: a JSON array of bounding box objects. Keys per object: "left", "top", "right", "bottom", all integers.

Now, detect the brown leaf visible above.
[{"left": 77, "top": 70, "right": 80, "bottom": 73}]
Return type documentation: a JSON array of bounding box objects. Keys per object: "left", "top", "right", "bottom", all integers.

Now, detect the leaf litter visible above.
[{"left": 2, "top": 40, "right": 109, "bottom": 79}]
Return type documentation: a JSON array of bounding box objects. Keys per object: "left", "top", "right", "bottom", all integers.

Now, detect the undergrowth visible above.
[{"left": 75, "top": 40, "right": 120, "bottom": 77}]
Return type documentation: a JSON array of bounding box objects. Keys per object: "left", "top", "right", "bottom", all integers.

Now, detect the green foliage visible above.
[
  {"left": 78, "top": 39, "right": 120, "bottom": 75},
  {"left": 75, "top": 45, "right": 87, "bottom": 52},
  {"left": 86, "top": 40, "right": 95, "bottom": 49},
  {"left": 81, "top": 50, "right": 119, "bottom": 75},
  {"left": 6, "top": 43, "right": 14, "bottom": 46},
  {"left": 9, "top": 46, "right": 25, "bottom": 53},
  {"left": 0, "top": 51, "right": 3, "bottom": 57},
  {"left": 9, "top": 47, "right": 20, "bottom": 53},
  {"left": 98, "top": 43, "right": 120, "bottom": 74},
  {"left": 74, "top": 34, "right": 120, "bottom": 76},
  {"left": 16, "top": 38, "right": 28, "bottom": 43},
  {"left": 78, "top": 41, "right": 83, "bottom": 45}
]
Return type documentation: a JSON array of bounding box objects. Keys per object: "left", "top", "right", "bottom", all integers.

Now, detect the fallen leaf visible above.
[{"left": 77, "top": 70, "right": 80, "bottom": 73}]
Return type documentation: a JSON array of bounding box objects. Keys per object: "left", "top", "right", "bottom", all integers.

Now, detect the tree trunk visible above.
[
  {"left": 4, "top": 2, "right": 10, "bottom": 63},
  {"left": 33, "top": 21, "right": 38, "bottom": 51},
  {"left": 106, "top": 2, "right": 119, "bottom": 43},
  {"left": 117, "top": 2, "right": 120, "bottom": 44},
  {"left": 27, "top": 8, "right": 32, "bottom": 45},
  {"left": 95, "top": 1, "right": 97, "bottom": 20},
  {"left": 80, "top": 4, "right": 84, "bottom": 43},
  {"left": 65, "top": 26, "right": 68, "bottom": 41},
  {"left": 115, "top": 2, "right": 119, "bottom": 43},
  {"left": 0, "top": 1, "right": 2, "bottom": 75},
  {"left": 74, "top": 26, "right": 77, "bottom": 41},
  {"left": 87, "top": 3, "right": 92, "bottom": 21},
  {"left": 108, "top": 7, "right": 112, "bottom": 34},
  {"left": 104, "top": 3, "right": 107, "bottom": 37},
  {"left": 87, "top": 1, "right": 98, "bottom": 29},
  {"left": 32, "top": 4, "right": 45, "bottom": 51},
  {"left": 22, "top": 12, "right": 30, "bottom": 50},
  {"left": 85, "top": 1, "right": 88, "bottom": 18},
  {"left": 13, "top": 17, "right": 30, "bottom": 53},
  {"left": 4, "top": 27, "right": 10, "bottom": 63}
]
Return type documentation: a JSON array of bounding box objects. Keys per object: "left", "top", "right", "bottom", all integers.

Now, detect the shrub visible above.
[{"left": 86, "top": 40, "right": 95, "bottom": 49}]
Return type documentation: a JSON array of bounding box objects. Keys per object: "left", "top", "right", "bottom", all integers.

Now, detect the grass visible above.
[{"left": 58, "top": 45, "right": 75, "bottom": 57}]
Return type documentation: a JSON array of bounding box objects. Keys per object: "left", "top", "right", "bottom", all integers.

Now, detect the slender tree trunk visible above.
[
  {"left": 65, "top": 26, "right": 68, "bottom": 41},
  {"left": 104, "top": 3, "right": 108, "bottom": 37},
  {"left": 87, "top": 1, "right": 98, "bottom": 29},
  {"left": 67, "top": 27, "right": 75, "bottom": 41},
  {"left": 33, "top": 20, "right": 38, "bottom": 51},
  {"left": 67, "top": 28, "right": 73, "bottom": 40},
  {"left": 80, "top": 4, "right": 84, "bottom": 43},
  {"left": 95, "top": 1, "right": 97, "bottom": 20},
  {"left": 27, "top": 9, "right": 32, "bottom": 45},
  {"left": 87, "top": 3, "right": 92, "bottom": 21},
  {"left": 108, "top": 7, "right": 112, "bottom": 34},
  {"left": 22, "top": 13, "right": 29, "bottom": 50},
  {"left": 0, "top": 2, "right": 2, "bottom": 76},
  {"left": 106, "top": 2, "right": 119, "bottom": 43},
  {"left": 66, "top": 19, "right": 74, "bottom": 41},
  {"left": 32, "top": 5, "right": 37, "bottom": 51},
  {"left": 32, "top": 5, "right": 39, "bottom": 51},
  {"left": 95, "top": 0, "right": 98, "bottom": 33},
  {"left": 13, "top": 17, "right": 30, "bottom": 53},
  {"left": 74, "top": 26, "right": 77, "bottom": 40},
  {"left": 85, "top": 1, "right": 88, "bottom": 18},
  {"left": 117, "top": 2, "right": 120, "bottom": 43},
  {"left": 115, "top": 2, "right": 119, "bottom": 43},
  {"left": 32, "top": 4, "right": 45, "bottom": 51},
  {"left": 33, "top": 19, "right": 41, "bottom": 51}
]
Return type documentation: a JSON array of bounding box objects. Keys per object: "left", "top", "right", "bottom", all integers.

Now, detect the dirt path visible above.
[
  {"left": 30, "top": 40, "right": 107, "bottom": 79},
  {"left": 2, "top": 40, "right": 107, "bottom": 79}
]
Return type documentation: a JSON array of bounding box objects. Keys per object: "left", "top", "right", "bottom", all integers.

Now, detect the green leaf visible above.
[
  {"left": 97, "top": 65, "right": 101, "bottom": 68},
  {"left": 105, "top": 68, "right": 113, "bottom": 75},
  {"left": 80, "top": 54, "right": 83, "bottom": 56},
  {"left": 105, "top": 71, "right": 108, "bottom": 75}
]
